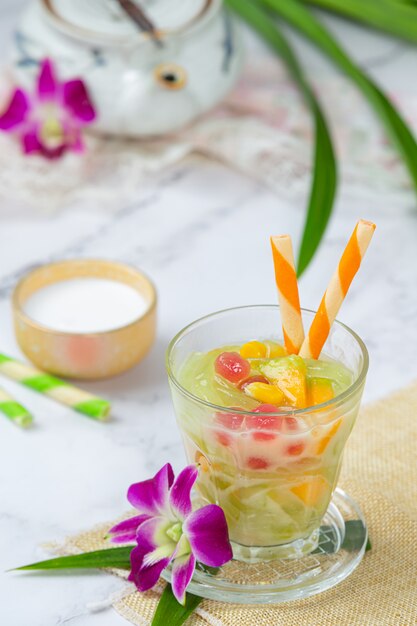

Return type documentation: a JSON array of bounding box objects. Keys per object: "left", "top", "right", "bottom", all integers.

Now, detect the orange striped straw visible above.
[
  {"left": 299, "top": 219, "right": 376, "bottom": 359},
  {"left": 270, "top": 235, "right": 305, "bottom": 354}
]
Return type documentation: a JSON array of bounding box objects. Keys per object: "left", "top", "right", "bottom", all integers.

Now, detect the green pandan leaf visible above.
[
  {"left": 226, "top": 0, "right": 337, "bottom": 276},
  {"left": 14, "top": 546, "right": 132, "bottom": 571},
  {"left": 151, "top": 584, "right": 204, "bottom": 626},
  {"left": 258, "top": 0, "right": 417, "bottom": 198},
  {"left": 14, "top": 523, "right": 370, "bottom": 626},
  {"left": 303, "top": 0, "right": 417, "bottom": 44},
  {"left": 315, "top": 520, "right": 371, "bottom": 554},
  {"left": 152, "top": 566, "right": 218, "bottom": 626}
]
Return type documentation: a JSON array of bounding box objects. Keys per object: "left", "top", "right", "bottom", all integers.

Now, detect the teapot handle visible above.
[{"left": 115, "top": 0, "right": 163, "bottom": 47}]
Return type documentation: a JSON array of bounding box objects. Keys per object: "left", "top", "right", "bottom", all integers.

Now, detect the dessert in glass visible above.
[
  {"left": 166, "top": 221, "right": 375, "bottom": 563},
  {"left": 167, "top": 305, "right": 368, "bottom": 561}
]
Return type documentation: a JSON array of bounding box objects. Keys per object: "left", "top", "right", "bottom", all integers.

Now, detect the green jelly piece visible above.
[
  {"left": 23, "top": 375, "right": 66, "bottom": 392},
  {"left": 308, "top": 376, "right": 332, "bottom": 386},
  {"left": 74, "top": 399, "right": 111, "bottom": 420},
  {"left": 0, "top": 354, "right": 12, "bottom": 364},
  {"left": 305, "top": 358, "right": 353, "bottom": 393},
  {"left": 259, "top": 354, "right": 306, "bottom": 381}
]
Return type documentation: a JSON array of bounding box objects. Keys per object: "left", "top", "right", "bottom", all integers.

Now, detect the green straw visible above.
[
  {"left": 0, "top": 353, "right": 110, "bottom": 421},
  {"left": 0, "top": 385, "right": 33, "bottom": 428}
]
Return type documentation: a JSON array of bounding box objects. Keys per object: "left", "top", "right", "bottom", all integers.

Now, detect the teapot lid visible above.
[{"left": 42, "top": 0, "right": 214, "bottom": 43}]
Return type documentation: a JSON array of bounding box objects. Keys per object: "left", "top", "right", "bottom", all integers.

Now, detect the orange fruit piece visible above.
[
  {"left": 291, "top": 475, "right": 329, "bottom": 506},
  {"left": 195, "top": 452, "right": 211, "bottom": 472},
  {"left": 315, "top": 419, "right": 342, "bottom": 455},
  {"left": 264, "top": 341, "right": 287, "bottom": 358},
  {"left": 260, "top": 356, "right": 307, "bottom": 408},
  {"left": 240, "top": 341, "right": 268, "bottom": 359},
  {"left": 308, "top": 377, "right": 334, "bottom": 406},
  {"left": 244, "top": 382, "right": 285, "bottom": 405}
]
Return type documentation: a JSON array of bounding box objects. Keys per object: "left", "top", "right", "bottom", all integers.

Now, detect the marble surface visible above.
[{"left": 1, "top": 1, "right": 417, "bottom": 624}]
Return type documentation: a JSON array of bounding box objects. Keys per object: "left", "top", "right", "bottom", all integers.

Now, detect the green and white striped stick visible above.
[
  {"left": 0, "top": 385, "right": 34, "bottom": 428},
  {"left": 0, "top": 354, "right": 111, "bottom": 421}
]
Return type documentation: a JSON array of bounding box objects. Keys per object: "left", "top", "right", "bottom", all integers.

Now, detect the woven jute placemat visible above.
[{"left": 59, "top": 382, "right": 417, "bottom": 625}]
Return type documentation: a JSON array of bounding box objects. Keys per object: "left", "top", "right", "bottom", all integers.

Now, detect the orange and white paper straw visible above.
[
  {"left": 270, "top": 235, "right": 305, "bottom": 354},
  {"left": 299, "top": 219, "right": 376, "bottom": 359}
]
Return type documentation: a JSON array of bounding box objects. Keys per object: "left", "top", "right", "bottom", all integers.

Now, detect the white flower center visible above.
[
  {"left": 38, "top": 103, "right": 65, "bottom": 149},
  {"left": 166, "top": 522, "right": 182, "bottom": 543}
]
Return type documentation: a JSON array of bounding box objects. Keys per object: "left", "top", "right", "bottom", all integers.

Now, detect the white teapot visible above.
[{"left": 12, "top": 0, "right": 242, "bottom": 137}]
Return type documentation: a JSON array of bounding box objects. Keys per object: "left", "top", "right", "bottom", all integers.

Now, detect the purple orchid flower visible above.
[
  {"left": 109, "top": 463, "right": 233, "bottom": 604},
  {"left": 0, "top": 59, "right": 96, "bottom": 159}
]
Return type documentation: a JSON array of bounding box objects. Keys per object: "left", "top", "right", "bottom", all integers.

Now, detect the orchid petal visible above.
[
  {"left": 171, "top": 552, "right": 196, "bottom": 605},
  {"left": 183, "top": 504, "right": 233, "bottom": 567},
  {"left": 63, "top": 79, "right": 96, "bottom": 123},
  {"left": 128, "top": 544, "right": 171, "bottom": 592},
  {"left": 169, "top": 465, "right": 198, "bottom": 520},
  {"left": 37, "top": 59, "right": 58, "bottom": 100},
  {"left": 143, "top": 543, "right": 176, "bottom": 567},
  {"left": 128, "top": 463, "right": 174, "bottom": 517},
  {"left": 109, "top": 514, "right": 149, "bottom": 544},
  {"left": 22, "top": 128, "right": 42, "bottom": 155},
  {"left": 128, "top": 517, "right": 176, "bottom": 592},
  {"left": 43, "top": 145, "right": 67, "bottom": 160},
  {"left": 0, "top": 88, "right": 30, "bottom": 130}
]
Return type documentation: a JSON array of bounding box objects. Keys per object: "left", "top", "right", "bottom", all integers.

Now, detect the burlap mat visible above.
[{"left": 58, "top": 382, "right": 417, "bottom": 625}]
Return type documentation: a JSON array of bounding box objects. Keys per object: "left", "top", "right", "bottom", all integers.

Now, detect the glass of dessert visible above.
[{"left": 166, "top": 221, "right": 375, "bottom": 562}]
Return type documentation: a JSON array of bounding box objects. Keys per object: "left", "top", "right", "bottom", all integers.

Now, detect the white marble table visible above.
[{"left": 1, "top": 2, "right": 416, "bottom": 625}]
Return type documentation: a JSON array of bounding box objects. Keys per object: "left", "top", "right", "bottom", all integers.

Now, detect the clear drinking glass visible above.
[{"left": 166, "top": 306, "right": 368, "bottom": 562}]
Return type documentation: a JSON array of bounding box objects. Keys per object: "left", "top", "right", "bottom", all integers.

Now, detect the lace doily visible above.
[{"left": 0, "top": 58, "right": 414, "bottom": 215}]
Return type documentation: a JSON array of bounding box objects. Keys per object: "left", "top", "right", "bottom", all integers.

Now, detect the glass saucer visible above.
[{"left": 162, "top": 488, "right": 367, "bottom": 604}]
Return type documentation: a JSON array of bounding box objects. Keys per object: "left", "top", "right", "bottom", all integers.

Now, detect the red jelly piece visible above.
[
  {"left": 214, "top": 352, "right": 251, "bottom": 384},
  {"left": 238, "top": 375, "right": 269, "bottom": 390},
  {"left": 248, "top": 405, "right": 283, "bottom": 441},
  {"left": 253, "top": 432, "right": 276, "bottom": 442},
  {"left": 214, "top": 407, "right": 244, "bottom": 447},
  {"left": 247, "top": 457, "right": 270, "bottom": 470},
  {"left": 283, "top": 416, "right": 299, "bottom": 432},
  {"left": 214, "top": 431, "right": 232, "bottom": 447},
  {"left": 215, "top": 408, "right": 245, "bottom": 430},
  {"left": 286, "top": 442, "right": 305, "bottom": 456}
]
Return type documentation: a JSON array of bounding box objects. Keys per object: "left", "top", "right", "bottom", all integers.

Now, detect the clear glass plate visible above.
[{"left": 162, "top": 488, "right": 368, "bottom": 604}]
